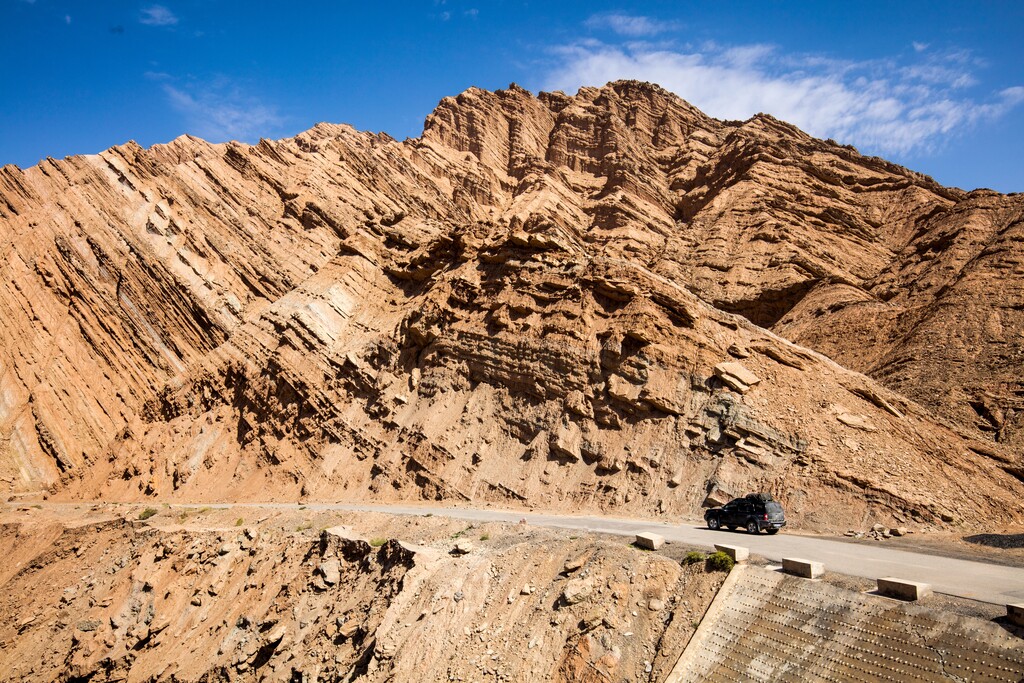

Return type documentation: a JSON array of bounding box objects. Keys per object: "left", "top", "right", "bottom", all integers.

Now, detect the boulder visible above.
[
  {"left": 266, "top": 624, "right": 287, "bottom": 645},
  {"left": 703, "top": 488, "right": 733, "bottom": 508},
  {"left": 550, "top": 422, "right": 582, "bottom": 461},
  {"left": 562, "top": 578, "right": 593, "bottom": 605},
  {"left": 563, "top": 553, "right": 590, "bottom": 573},
  {"left": 727, "top": 343, "right": 751, "bottom": 358},
  {"left": 837, "top": 412, "right": 877, "bottom": 432},
  {"left": 607, "top": 375, "right": 642, "bottom": 402},
  {"left": 713, "top": 362, "right": 760, "bottom": 393},
  {"left": 337, "top": 620, "right": 360, "bottom": 639},
  {"left": 451, "top": 541, "right": 474, "bottom": 555},
  {"left": 317, "top": 559, "right": 341, "bottom": 586}
]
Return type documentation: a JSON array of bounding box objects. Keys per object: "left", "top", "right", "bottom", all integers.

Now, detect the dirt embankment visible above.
[{"left": 0, "top": 506, "right": 726, "bottom": 682}]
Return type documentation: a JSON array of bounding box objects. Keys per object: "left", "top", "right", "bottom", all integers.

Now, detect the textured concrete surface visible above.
[{"left": 668, "top": 565, "right": 1024, "bottom": 682}]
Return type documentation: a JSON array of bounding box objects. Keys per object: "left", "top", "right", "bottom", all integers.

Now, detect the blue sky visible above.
[{"left": 2, "top": 1, "right": 1022, "bottom": 192}]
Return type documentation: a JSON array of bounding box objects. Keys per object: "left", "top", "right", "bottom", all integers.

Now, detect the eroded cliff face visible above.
[{"left": 0, "top": 81, "right": 1021, "bottom": 530}]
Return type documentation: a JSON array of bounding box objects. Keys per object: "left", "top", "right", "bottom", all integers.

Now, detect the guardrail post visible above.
[
  {"left": 781, "top": 557, "right": 823, "bottom": 578},
  {"left": 876, "top": 577, "right": 931, "bottom": 601},
  {"left": 713, "top": 544, "right": 749, "bottom": 563},
  {"left": 634, "top": 532, "right": 665, "bottom": 550}
]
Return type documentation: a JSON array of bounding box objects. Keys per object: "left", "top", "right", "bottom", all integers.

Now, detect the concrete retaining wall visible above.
[{"left": 667, "top": 565, "right": 1024, "bottom": 682}]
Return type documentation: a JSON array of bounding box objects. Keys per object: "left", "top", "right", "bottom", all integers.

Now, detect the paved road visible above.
[
  {"left": 185, "top": 501, "right": 1024, "bottom": 606},
  {"left": 30, "top": 501, "right": 1024, "bottom": 605}
]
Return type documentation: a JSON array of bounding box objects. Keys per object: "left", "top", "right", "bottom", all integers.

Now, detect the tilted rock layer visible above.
[{"left": 0, "top": 81, "right": 1022, "bottom": 530}]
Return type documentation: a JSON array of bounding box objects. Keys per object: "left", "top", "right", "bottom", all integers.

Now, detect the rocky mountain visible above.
[{"left": 0, "top": 81, "right": 1021, "bottom": 531}]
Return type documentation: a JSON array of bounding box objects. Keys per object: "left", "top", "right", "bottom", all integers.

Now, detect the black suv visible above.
[{"left": 704, "top": 493, "right": 786, "bottom": 534}]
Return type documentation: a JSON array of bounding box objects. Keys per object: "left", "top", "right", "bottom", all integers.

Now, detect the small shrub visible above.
[
  {"left": 479, "top": 533, "right": 490, "bottom": 541},
  {"left": 235, "top": 518, "right": 244, "bottom": 526},
  {"left": 138, "top": 508, "right": 158, "bottom": 521},
  {"left": 682, "top": 551, "right": 705, "bottom": 566},
  {"left": 198, "top": 507, "right": 212, "bottom": 514},
  {"left": 705, "top": 550, "right": 735, "bottom": 572},
  {"left": 369, "top": 537, "right": 387, "bottom": 547},
  {"left": 295, "top": 522, "right": 312, "bottom": 532}
]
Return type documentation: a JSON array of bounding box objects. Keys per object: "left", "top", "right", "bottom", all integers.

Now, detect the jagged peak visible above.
[
  {"left": 296, "top": 121, "right": 359, "bottom": 141},
  {"left": 418, "top": 80, "right": 726, "bottom": 174}
]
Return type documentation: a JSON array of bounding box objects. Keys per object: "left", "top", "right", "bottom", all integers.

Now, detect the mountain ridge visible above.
[{"left": 1, "top": 80, "right": 1021, "bottom": 532}]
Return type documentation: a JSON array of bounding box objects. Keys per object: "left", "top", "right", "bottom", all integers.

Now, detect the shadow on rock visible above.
[{"left": 963, "top": 533, "right": 1024, "bottom": 549}]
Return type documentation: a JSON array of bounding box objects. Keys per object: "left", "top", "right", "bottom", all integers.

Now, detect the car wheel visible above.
[
  {"left": 707, "top": 516, "right": 721, "bottom": 530},
  {"left": 766, "top": 528, "right": 779, "bottom": 535},
  {"left": 746, "top": 519, "right": 760, "bottom": 534}
]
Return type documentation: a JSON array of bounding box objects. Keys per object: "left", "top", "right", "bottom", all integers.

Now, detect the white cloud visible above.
[
  {"left": 585, "top": 13, "right": 679, "bottom": 37},
  {"left": 1001, "top": 86, "right": 1024, "bottom": 105},
  {"left": 162, "top": 81, "right": 283, "bottom": 142},
  {"left": 64, "top": 14, "right": 71, "bottom": 24},
  {"left": 543, "top": 41, "right": 1023, "bottom": 155},
  {"left": 913, "top": 41, "right": 929, "bottom": 53},
  {"left": 140, "top": 5, "right": 177, "bottom": 26}
]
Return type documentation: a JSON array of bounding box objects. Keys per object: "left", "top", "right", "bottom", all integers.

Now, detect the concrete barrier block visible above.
[
  {"left": 1007, "top": 603, "right": 1024, "bottom": 627},
  {"left": 635, "top": 532, "right": 665, "bottom": 550},
  {"left": 713, "top": 544, "right": 749, "bottom": 563},
  {"left": 781, "top": 557, "right": 824, "bottom": 579},
  {"left": 877, "top": 577, "right": 932, "bottom": 601}
]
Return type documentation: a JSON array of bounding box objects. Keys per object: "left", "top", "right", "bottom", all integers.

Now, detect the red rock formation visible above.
[{"left": 0, "top": 81, "right": 1021, "bottom": 531}]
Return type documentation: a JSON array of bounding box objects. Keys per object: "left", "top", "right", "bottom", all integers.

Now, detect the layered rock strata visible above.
[{"left": 0, "top": 81, "right": 1021, "bottom": 530}]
